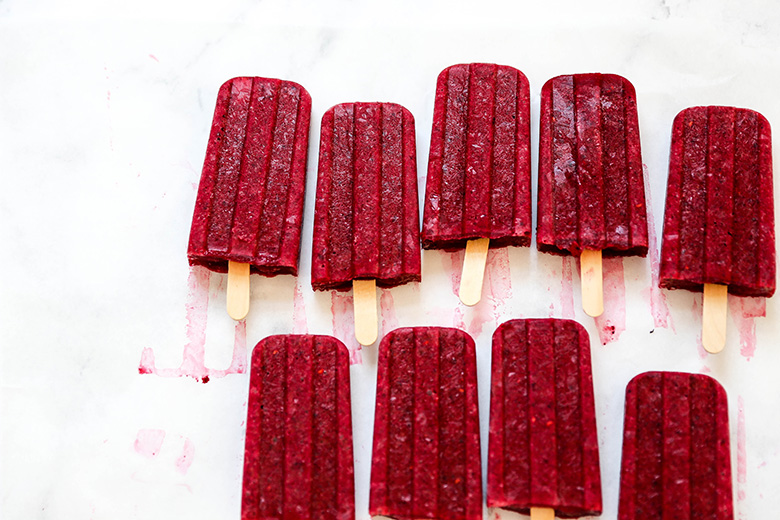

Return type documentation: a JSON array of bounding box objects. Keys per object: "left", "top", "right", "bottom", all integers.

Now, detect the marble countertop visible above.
[{"left": 3, "top": 0, "right": 780, "bottom": 518}]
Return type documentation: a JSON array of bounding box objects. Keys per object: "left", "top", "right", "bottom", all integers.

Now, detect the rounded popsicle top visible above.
[
  {"left": 321, "top": 101, "right": 415, "bottom": 122},
  {"left": 625, "top": 370, "right": 728, "bottom": 399},
  {"left": 217, "top": 76, "right": 312, "bottom": 105},
  {"left": 671, "top": 105, "right": 771, "bottom": 132},
  {"left": 435, "top": 62, "right": 530, "bottom": 88},
  {"left": 493, "top": 316, "right": 589, "bottom": 339},
  {"left": 540, "top": 72, "right": 637, "bottom": 98}
]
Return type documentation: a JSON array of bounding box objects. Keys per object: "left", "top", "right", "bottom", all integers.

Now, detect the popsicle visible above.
[
  {"left": 421, "top": 63, "right": 532, "bottom": 306},
  {"left": 487, "top": 319, "right": 602, "bottom": 519},
  {"left": 311, "top": 102, "right": 421, "bottom": 346},
  {"left": 618, "top": 371, "right": 733, "bottom": 520},
  {"left": 370, "top": 327, "right": 482, "bottom": 520},
  {"left": 659, "top": 106, "right": 775, "bottom": 353},
  {"left": 188, "top": 76, "right": 312, "bottom": 320},
  {"left": 537, "top": 73, "right": 648, "bottom": 317},
  {"left": 241, "top": 334, "right": 354, "bottom": 520}
]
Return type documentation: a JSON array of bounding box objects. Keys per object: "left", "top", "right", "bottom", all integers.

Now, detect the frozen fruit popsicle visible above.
[
  {"left": 312, "top": 102, "right": 420, "bottom": 346},
  {"left": 370, "top": 327, "right": 482, "bottom": 520},
  {"left": 242, "top": 334, "right": 354, "bottom": 520},
  {"left": 618, "top": 372, "right": 733, "bottom": 520},
  {"left": 659, "top": 106, "right": 775, "bottom": 353},
  {"left": 421, "top": 63, "right": 532, "bottom": 306},
  {"left": 188, "top": 76, "right": 312, "bottom": 320},
  {"left": 488, "top": 319, "right": 602, "bottom": 519},
  {"left": 537, "top": 73, "right": 648, "bottom": 317}
]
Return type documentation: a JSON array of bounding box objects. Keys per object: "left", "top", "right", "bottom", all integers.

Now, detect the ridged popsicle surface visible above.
[
  {"left": 312, "top": 102, "right": 420, "bottom": 291},
  {"left": 659, "top": 106, "right": 775, "bottom": 297},
  {"left": 422, "top": 63, "right": 532, "bottom": 250},
  {"left": 370, "top": 327, "right": 482, "bottom": 520},
  {"left": 537, "top": 73, "right": 648, "bottom": 257},
  {"left": 618, "top": 371, "right": 733, "bottom": 520},
  {"left": 241, "top": 334, "right": 354, "bottom": 520},
  {"left": 487, "top": 319, "right": 602, "bottom": 518},
  {"left": 188, "top": 76, "right": 311, "bottom": 275}
]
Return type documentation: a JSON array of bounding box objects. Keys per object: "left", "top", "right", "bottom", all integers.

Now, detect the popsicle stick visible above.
[
  {"left": 227, "top": 261, "right": 250, "bottom": 321},
  {"left": 459, "top": 237, "right": 490, "bottom": 306},
  {"left": 530, "top": 507, "right": 555, "bottom": 520},
  {"left": 702, "top": 283, "right": 728, "bottom": 354},
  {"left": 580, "top": 249, "right": 604, "bottom": 317},
  {"left": 353, "top": 279, "right": 378, "bottom": 346}
]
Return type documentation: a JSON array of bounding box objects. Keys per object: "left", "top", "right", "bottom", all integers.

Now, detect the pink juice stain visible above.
[
  {"left": 292, "top": 279, "right": 308, "bottom": 334},
  {"left": 380, "top": 289, "right": 399, "bottom": 334},
  {"left": 138, "top": 267, "right": 247, "bottom": 382},
  {"left": 134, "top": 429, "right": 166, "bottom": 458},
  {"left": 444, "top": 249, "right": 465, "bottom": 297},
  {"left": 560, "top": 256, "right": 575, "bottom": 319},
  {"left": 176, "top": 437, "right": 196, "bottom": 475},
  {"left": 593, "top": 257, "right": 627, "bottom": 345},
  {"left": 730, "top": 296, "right": 766, "bottom": 360},
  {"left": 331, "top": 291, "right": 362, "bottom": 365},
  {"left": 737, "top": 396, "right": 747, "bottom": 502},
  {"left": 642, "top": 164, "right": 673, "bottom": 330},
  {"left": 467, "top": 248, "right": 511, "bottom": 338}
]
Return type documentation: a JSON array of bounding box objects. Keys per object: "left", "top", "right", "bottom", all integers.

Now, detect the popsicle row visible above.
[
  {"left": 240, "top": 321, "right": 734, "bottom": 520},
  {"left": 186, "top": 68, "right": 775, "bottom": 349}
]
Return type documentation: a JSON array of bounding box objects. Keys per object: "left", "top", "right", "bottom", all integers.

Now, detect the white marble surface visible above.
[{"left": 3, "top": 0, "right": 780, "bottom": 518}]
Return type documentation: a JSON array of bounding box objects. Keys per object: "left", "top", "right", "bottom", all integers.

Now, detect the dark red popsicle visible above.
[
  {"left": 618, "top": 371, "right": 733, "bottom": 520},
  {"left": 488, "top": 319, "right": 602, "bottom": 518},
  {"left": 370, "top": 327, "right": 482, "bottom": 520},
  {"left": 422, "top": 63, "right": 532, "bottom": 250},
  {"left": 311, "top": 102, "right": 420, "bottom": 291},
  {"left": 242, "top": 334, "right": 354, "bottom": 520},
  {"left": 537, "top": 73, "right": 648, "bottom": 257},
  {"left": 188, "top": 76, "right": 311, "bottom": 275},
  {"left": 659, "top": 106, "right": 775, "bottom": 297}
]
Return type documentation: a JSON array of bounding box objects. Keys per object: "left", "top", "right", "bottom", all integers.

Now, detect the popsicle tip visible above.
[
  {"left": 702, "top": 283, "right": 728, "bottom": 354},
  {"left": 459, "top": 238, "right": 490, "bottom": 306},
  {"left": 353, "top": 279, "right": 378, "bottom": 346},
  {"left": 227, "top": 261, "right": 250, "bottom": 321},
  {"left": 580, "top": 249, "right": 604, "bottom": 317}
]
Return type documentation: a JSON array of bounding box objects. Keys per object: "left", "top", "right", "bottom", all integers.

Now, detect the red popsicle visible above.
[
  {"left": 618, "top": 371, "right": 733, "bottom": 520},
  {"left": 537, "top": 73, "right": 648, "bottom": 317},
  {"left": 488, "top": 319, "right": 602, "bottom": 519},
  {"left": 241, "top": 334, "right": 354, "bottom": 520},
  {"left": 659, "top": 106, "right": 775, "bottom": 352},
  {"left": 421, "top": 63, "right": 532, "bottom": 305},
  {"left": 312, "top": 102, "right": 420, "bottom": 345},
  {"left": 370, "top": 327, "right": 482, "bottom": 520},
  {"left": 188, "top": 77, "right": 311, "bottom": 320}
]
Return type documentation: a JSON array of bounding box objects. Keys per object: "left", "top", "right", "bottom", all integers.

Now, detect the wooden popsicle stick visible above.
[
  {"left": 227, "top": 260, "right": 250, "bottom": 321},
  {"left": 353, "top": 279, "right": 378, "bottom": 346},
  {"left": 530, "top": 506, "right": 555, "bottom": 520},
  {"left": 580, "top": 249, "right": 604, "bottom": 317},
  {"left": 702, "top": 283, "right": 728, "bottom": 354},
  {"left": 459, "top": 237, "right": 490, "bottom": 306}
]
